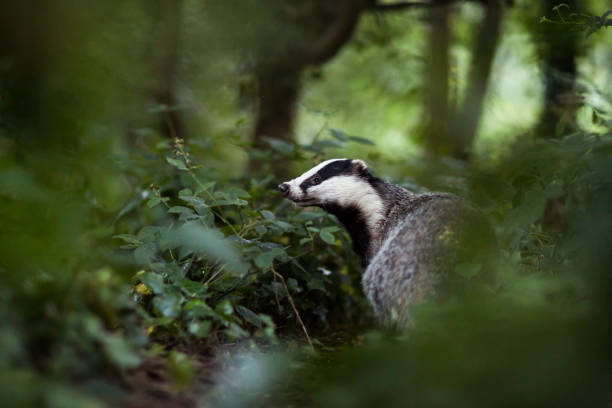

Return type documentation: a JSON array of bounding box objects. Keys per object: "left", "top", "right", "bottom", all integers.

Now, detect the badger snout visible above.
[
  {"left": 278, "top": 181, "right": 310, "bottom": 205},
  {"left": 278, "top": 182, "right": 290, "bottom": 197}
]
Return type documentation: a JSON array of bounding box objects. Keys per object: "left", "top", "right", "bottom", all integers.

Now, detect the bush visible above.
[{"left": 114, "top": 136, "right": 373, "bottom": 349}]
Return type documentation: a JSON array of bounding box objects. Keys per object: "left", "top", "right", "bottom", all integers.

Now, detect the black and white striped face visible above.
[{"left": 278, "top": 158, "right": 378, "bottom": 209}]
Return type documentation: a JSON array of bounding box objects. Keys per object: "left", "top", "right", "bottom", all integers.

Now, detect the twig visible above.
[
  {"left": 271, "top": 265, "right": 314, "bottom": 350},
  {"left": 369, "top": 1, "right": 432, "bottom": 12},
  {"left": 272, "top": 270, "right": 281, "bottom": 313},
  {"left": 205, "top": 264, "right": 227, "bottom": 285}
]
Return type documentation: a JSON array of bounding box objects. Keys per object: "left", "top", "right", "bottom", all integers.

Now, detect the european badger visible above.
[{"left": 279, "top": 158, "right": 494, "bottom": 327}]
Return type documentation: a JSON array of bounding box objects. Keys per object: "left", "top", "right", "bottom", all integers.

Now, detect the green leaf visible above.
[
  {"left": 236, "top": 305, "right": 263, "bottom": 328},
  {"left": 134, "top": 244, "right": 156, "bottom": 265},
  {"left": 254, "top": 247, "right": 286, "bottom": 270},
  {"left": 179, "top": 278, "right": 205, "bottom": 296},
  {"left": 320, "top": 228, "right": 336, "bottom": 245},
  {"left": 178, "top": 188, "right": 194, "bottom": 199},
  {"left": 166, "top": 156, "right": 188, "bottom": 170},
  {"left": 272, "top": 220, "right": 294, "bottom": 232},
  {"left": 101, "top": 334, "right": 141, "bottom": 370},
  {"left": 287, "top": 278, "right": 302, "bottom": 293},
  {"left": 170, "top": 221, "right": 248, "bottom": 275},
  {"left": 254, "top": 251, "right": 275, "bottom": 271},
  {"left": 184, "top": 299, "right": 215, "bottom": 319},
  {"left": 168, "top": 206, "right": 193, "bottom": 214},
  {"left": 267, "top": 138, "right": 294, "bottom": 155},
  {"left": 348, "top": 136, "right": 376, "bottom": 145},
  {"left": 140, "top": 272, "right": 166, "bottom": 295},
  {"left": 195, "top": 181, "right": 216, "bottom": 194},
  {"left": 153, "top": 293, "right": 183, "bottom": 318},
  {"left": 299, "top": 237, "right": 312, "bottom": 245},
  {"left": 228, "top": 187, "right": 251, "bottom": 198},
  {"left": 304, "top": 139, "right": 345, "bottom": 152},
  {"left": 114, "top": 234, "right": 142, "bottom": 248},
  {"left": 146, "top": 197, "right": 161, "bottom": 208},
  {"left": 215, "top": 299, "right": 233, "bottom": 317},
  {"left": 307, "top": 278, "right": 326, "bottom": 292},
  {"left": 255, "top": 225, "right": 268, "bottom": 236},
  {"left": 261, "top": 210, "right": 276, "bottom": 221},
  {"left": 188, "top": 321, "right": 212, "bottom": 338},
  {"left": 226, "top": 323, "right": 249, "bottom": 339},
  {"left": 329, "top": 128, "right": 348, "bottom": 141}
]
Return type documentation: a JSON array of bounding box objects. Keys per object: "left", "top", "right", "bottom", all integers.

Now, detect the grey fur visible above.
[
  {"left": 363, "top": 187, "right": 487, "bottom": 327},
  {"left": 281, "top": 159, "right": 494, "bottom": 328}
]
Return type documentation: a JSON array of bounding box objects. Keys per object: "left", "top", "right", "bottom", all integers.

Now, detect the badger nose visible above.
[{"left": 278, "top": 183, "right": 289, "bottom": 197}]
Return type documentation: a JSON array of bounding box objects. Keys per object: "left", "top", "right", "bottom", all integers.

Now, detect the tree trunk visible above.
[
  {"left": 247, "top": 0, "right": 363, "bottom": 177},
  {"left": 537, "top": 1, "right": 583, "bottom": 233},
  {"left": 153, "top": 0, "right": 185, "bottom": 140},
  {"left": 452, "top": 0, "right": 503, "bottom": 160},
  {"left": 425, "top": 3, "right": 452, "bottom": 157},
  {"left": 536, "top": 0, "right": 582, "bottom": 138},
  {"left": 249, "top": 69, "right": 301, "bottom": 177}
]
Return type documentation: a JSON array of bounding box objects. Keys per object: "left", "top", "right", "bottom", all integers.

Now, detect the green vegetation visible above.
[{"left": 0, "top": 1, "right": 611, "bottom": 407}]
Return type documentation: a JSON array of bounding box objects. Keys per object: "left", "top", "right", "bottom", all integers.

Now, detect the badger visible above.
[{"left": 279, "top": 158, "right": 494, "bottom": 328}]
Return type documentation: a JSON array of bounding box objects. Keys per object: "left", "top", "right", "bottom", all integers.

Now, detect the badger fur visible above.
[{"left": 279, "top": 158, "right": 493, "bottom": 327}]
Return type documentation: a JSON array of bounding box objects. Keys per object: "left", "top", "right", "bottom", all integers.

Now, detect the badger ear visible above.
[{"left": 352, "top": 159, "right": 369, "bottom": 175}]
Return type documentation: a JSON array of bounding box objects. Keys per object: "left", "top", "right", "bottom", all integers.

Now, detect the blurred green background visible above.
[{"left": 0, "top": 1, "right": 611, "bottom": 407}]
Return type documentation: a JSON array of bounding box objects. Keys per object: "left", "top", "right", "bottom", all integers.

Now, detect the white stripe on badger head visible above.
[
  {"left": 309, "top": 174, "right": 384, "bottom": 235},
  {"left": 289, "top": 158, "right": 347, "bottom": 190}
]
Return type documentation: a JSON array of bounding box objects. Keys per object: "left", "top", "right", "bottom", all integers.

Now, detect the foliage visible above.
[
  {"left": 211, "top": 99, "right": 612, "bottom": 408},
  {"left": 0, "top": 1, "right": 611, "bottom": 406},
  {"left": 114, "top": 135, "right": 376, "bottom": 347},
  {"left": 540, "top": 4, "right": 612, "bottom": 37}
]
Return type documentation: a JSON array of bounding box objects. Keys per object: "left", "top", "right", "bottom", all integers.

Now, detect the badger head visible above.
[
  {"left": 278, "top": 159, "right": 385, "bottom": 264},
  {"left": 278, "top": 159, "right": 384, "bottom": 266},
  {"left": 278, "top": 158, "right": 375, "bottom": 208}
]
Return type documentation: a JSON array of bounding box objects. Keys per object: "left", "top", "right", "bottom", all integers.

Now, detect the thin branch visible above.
[
  {"left": 296, "top": 0, "right": 362, "bottom": 66},
  {"left": 272, "top": 271, "right": 281, "bottom": 313},
  {"left": 271, "top": 265, "right": 314, "bottom": 350},
  {"left": 369, "top": 1, "right": 432, "bottom": 12}
]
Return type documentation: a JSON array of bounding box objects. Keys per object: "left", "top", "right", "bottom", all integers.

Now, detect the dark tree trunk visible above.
[
  {"left": 537, "top": 0, "right": 582, "bottom": 138},
  {"left": 425, "top": 3, "right": 452, "bottom": 157},
  {"left": 248, "top": 0, "right": 363, "bottom": 177},
  {"left": 537, "top": 1, "right": 583, "bottom": 233},
  {"left": 453, "top": 0, "right": 503, "bottom": 160},
  {"left": 249, "top": 69, "right": 301, "bottom": 176},
  {"left": 153, "top": 0, "right": 185, "bottom": 140}
]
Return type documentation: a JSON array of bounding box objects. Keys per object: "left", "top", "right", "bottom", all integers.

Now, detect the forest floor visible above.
[
  {"left": 120, "top": 353, "right": 217, "bottom": 408},
  {"left": 115, "top": 324, "right": 368, "bottom": 408}
]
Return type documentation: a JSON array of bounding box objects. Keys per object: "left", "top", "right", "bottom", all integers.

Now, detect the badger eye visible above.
[{"left": 313, "top": 175, "right": 321, "bottom": 184}]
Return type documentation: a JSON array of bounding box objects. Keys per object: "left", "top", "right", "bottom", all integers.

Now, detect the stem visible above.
[
  {"left": 205, "top": 264, "right": 227, "bottom": 286},
  {"left": 173, "top": 142, "right": 242, "bottom": 241},
  {"left": 271, "top": 265, "right": 314, "bottom": 350},
  {"left": 369, "top": 1, "right": 431, "bottom": 12}
]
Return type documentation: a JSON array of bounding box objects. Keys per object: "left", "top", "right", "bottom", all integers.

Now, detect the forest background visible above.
[{"left": 0, "top": 1, "right": 611, "bottom": 407}]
